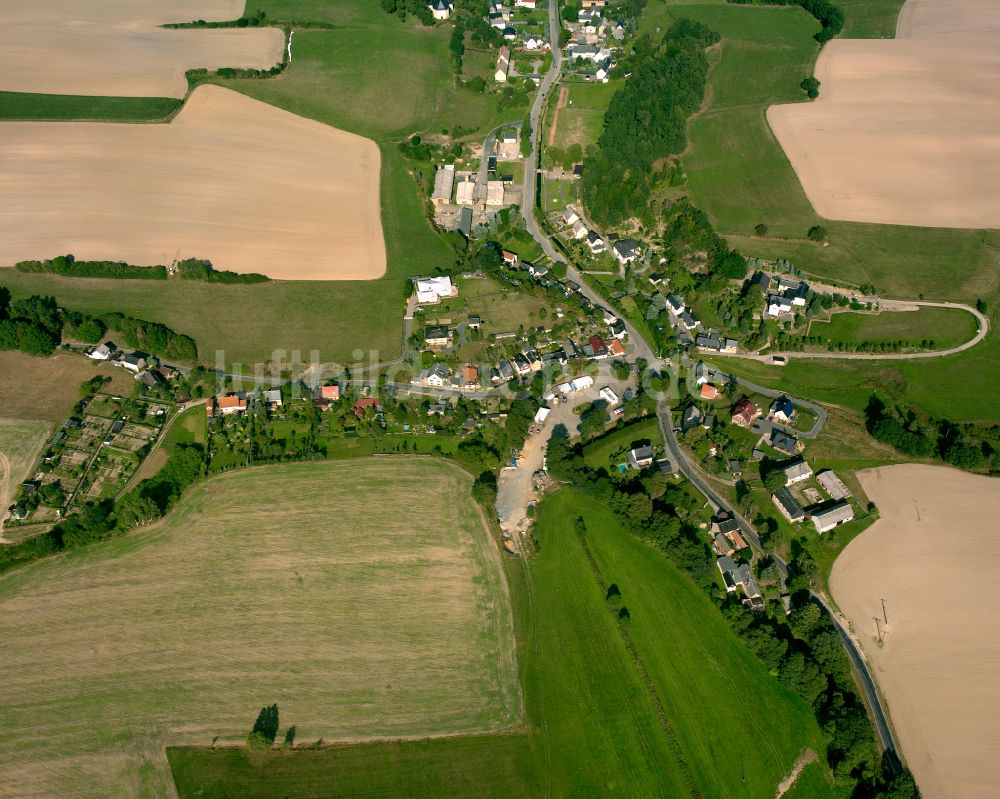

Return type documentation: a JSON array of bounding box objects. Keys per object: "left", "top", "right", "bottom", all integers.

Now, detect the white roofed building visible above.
[
  {"left": 415, "top": 276, "right": 458, "bottom": 304},
  {"left": 432, "top": 165, "right": 455, "bottom": 205}
]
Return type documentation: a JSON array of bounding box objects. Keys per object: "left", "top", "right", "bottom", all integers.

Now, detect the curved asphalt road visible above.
[
  {"left": 707, "top": 300, "right": 988, "bottom": 363},
  {"left": 812, "top": 590, "right": 901, "bottom": 764}
]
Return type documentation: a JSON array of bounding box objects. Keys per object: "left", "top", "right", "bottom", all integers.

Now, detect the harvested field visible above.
[
  {"left": 0, "top": 0, "right": 283, "bottom": 98},
  {"left": 0, "top": 418, "right": 51, "bottom": 535},
  {"left": 830, "top": 465, "right": 1000, "bottom": 799},
  {"left": 0, "top": 458, "right": 518, "bottom": 798},
  {"left": 0, "top": 351, "right": 135, "bottom": 422},
  {"left": 768, "top": 0, "right": 1000, "bottom": 228},
  {"left": 0, "top": 85, "right": 385, "bottom": 280}
]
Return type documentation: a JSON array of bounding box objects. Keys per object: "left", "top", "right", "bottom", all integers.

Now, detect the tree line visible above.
[
  {"left": 0, "top": 287, "right": 198, "bottom": 362},
  {"left": 16, "top": 255, "right": 269, "bottom": 284},
  {"left": 0, "top": 443, "right": 205, "bottom": 574},
  {"left": 865, "top": 394, "right": 998, "bottom": 473},
  {"left": 581, "top": 19, "right": 720, "bottom": 226}
]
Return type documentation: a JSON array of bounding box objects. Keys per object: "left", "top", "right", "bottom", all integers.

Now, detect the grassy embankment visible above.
[
  {"left": 810, "top": 306, "right": 978, "bottom": 350},
  {"left": 170, "top": 489, "right": 832, "bottom": 798},
  {"left": 0, "top": 458, "right": 518, "bottom": 798},
  {"left": 0, "top": 0, "right": 524, "bottom": 366},
  {"left": 668, "top": 0, "right": 1000, "bottom": 423}
]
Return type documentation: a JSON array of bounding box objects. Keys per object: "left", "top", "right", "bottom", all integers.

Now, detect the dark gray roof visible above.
[
  {"left": 773, "top": 487, "right": 805, "bottom": 520},
  {"left": 770, "top": 428, "right": 799, "bottom": 454}
]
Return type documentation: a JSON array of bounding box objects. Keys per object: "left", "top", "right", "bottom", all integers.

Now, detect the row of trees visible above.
[
  {"left": 15, "top": 255, "right": 268, "bottom": 284},
  {"left": 581, "top": 20, "right": 720, "bottom": 226}
]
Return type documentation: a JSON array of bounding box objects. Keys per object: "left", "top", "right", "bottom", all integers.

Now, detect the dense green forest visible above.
[{"left": 582, "top": 19, "right": 719, "bottom": 226}]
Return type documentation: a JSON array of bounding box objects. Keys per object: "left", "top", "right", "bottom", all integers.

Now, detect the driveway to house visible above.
[
  {"left": 703, "top": 300, "right": 988, "bottom": 363},
  {"left": 476, "top": 121, "right": 522, "bottom": 202}
]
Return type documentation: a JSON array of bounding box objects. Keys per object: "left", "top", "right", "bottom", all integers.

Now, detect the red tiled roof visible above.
[
  {"left": 608, "top": 339, "right": 625, "bottom": 356},
  {"left": 217, "top": 395, "right": 246, "bottom": 410},
  {"left": 320, "top": 385, "right": 340, "bottom": 400}
]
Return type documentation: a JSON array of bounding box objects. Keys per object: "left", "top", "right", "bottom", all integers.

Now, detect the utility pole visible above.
[
  {"left": 874, "top": 616, "right": 883, "bottom": 643},
  {"left": 881, "top": 598, "right": 888, "bottom": 625}
]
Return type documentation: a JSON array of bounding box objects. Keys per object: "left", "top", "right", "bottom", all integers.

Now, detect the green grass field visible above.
[
  {"left": 582, "top": 417, "right": 663, "bottom": 471},
  {"left": 552, "top": 80, "right": 622, "bottom": 151},
  {"left": 170, "top": 488, "right": 832, "bottom": 798},
  {"left": 0, "top": 458, "right": 518, "bottom": 798},
  {"left": 0, "top": 92, "right": 182, "bottom": 121},
  {"left": 811, "top": 306, "right": 978, "bottom": 349},
  {"left": 0, "top": 418, "right": 52, "bottom": 521}
]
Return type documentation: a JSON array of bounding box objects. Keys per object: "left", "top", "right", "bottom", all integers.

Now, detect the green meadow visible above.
[{"left": 170, "top": 489, "right": 831, "bottom": 798}]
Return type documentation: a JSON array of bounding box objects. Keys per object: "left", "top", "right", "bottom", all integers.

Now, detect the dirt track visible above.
[
  {"left": 768, "top": 0, "right": 1000, "bottom": 228},
  {"left": 0, "top": 85, "right": 386, "bottom": 280},
  {"left": 831, "top": 465, "right": 1000, "bottom": 799},
  {"left": 0, "top": 0, "right": 283, "bottom": 98}
]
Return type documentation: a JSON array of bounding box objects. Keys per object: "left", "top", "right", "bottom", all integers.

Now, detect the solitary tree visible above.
[
  {"left": 763, "top": 469, "right": 787, "bottom": 493},
  {"left": 807, "top": 225, "right": 827, "bottom": 242},
  {"left": 754, "top": 223, "right": 768, "bottom": 237}
]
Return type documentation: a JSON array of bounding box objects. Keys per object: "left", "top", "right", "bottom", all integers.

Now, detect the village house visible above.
[
  {"left": 772, "top": 487, "right": 805, "bottom": 523},
  {"left": 463, "top": 365, "right": 480, "bottom": 390},
  {"left": 87, "top": 342, "right": 114, "bottom": 361},
  {"left": 627, "top": 445, "right": 655, "bottom": 470},
  {"left": 572, "top": 220, "right": 588, "bottom": 239},
  {"left": 118, "top": 352, "right": 145, "bottom": 373},
  {"left": 700, "top": 383, "right": 719, "bottom": 400},
  {"left": 495, "top": 46, "right": 511, "bottom": 82},
  {"left": 811, "top": 500, "right": 855, "bottom": 533},
  {"left": 596, "top": 57, "right": 614, "bottom": 81},
  {"left": 730, "top": 397, "right": 759, "bottom": 428},
  {"left": 682, "top": 404, "right": 702, "bottom": 432},
  {"left": 782, "top": 459, "right": 813, "bottom": 485},
  {"left": 210, "top": 394, "right": 247, "bottom": 416},
  {"left": 608, "top": 338, "right": 625, "bottom": 357},
  {"left": 428, "top": 0, "right": 453, "bottom": 19},
  {"left": 317, "top": 384, "right": 340, "bottom": 407},
  {"left": 431, "top": 164, "right": 455, "bottom": 205},
  {"left": 678, "top": 310, "right": 700, "bottom": 331},
  {"left": 562, "top": 206, "right": 580, "bottom": 226},
  {"left": 570, "top": 375, "right": 594, "bottom": 391},
  {"left": 586, "top": 230, "right": 606, "bottom": 254},
  {"left": 425, "top": 363, "right": 452, "bottom": 387},
  {"left": 667, "top": 294, "right": 685, "bottom": 315},
  {"left": 502, "top": 249, "right": 518, "bottom": 266},
  {"left": 423, "top": 325, "right": 452, "bottom": 349},
  {"left": 263, "top": 388, "right": 282, "bottom": 409},
  {"left": 354, "top": 398, "right": 381, "bottom": 418},
  {"left": 766, "top": 294, "right": 794, "bottom": 318},
  {"left": 611, "top": 238, "right": 640, "bottom": 265},
  {"left": 770, "top": 395, "right": 795, "bottom": 423},
  {"left": 746, "top": 271, "right": 770, "bottom": 293},
  {"left": 583, "top": 335, "right": 609, "bottom": 359},
  {"left": 415, "top": 275, "right": 458, "bottom": 304},
  {"left": 770, "top": 428, "right": 800, "bottom": 456}
]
